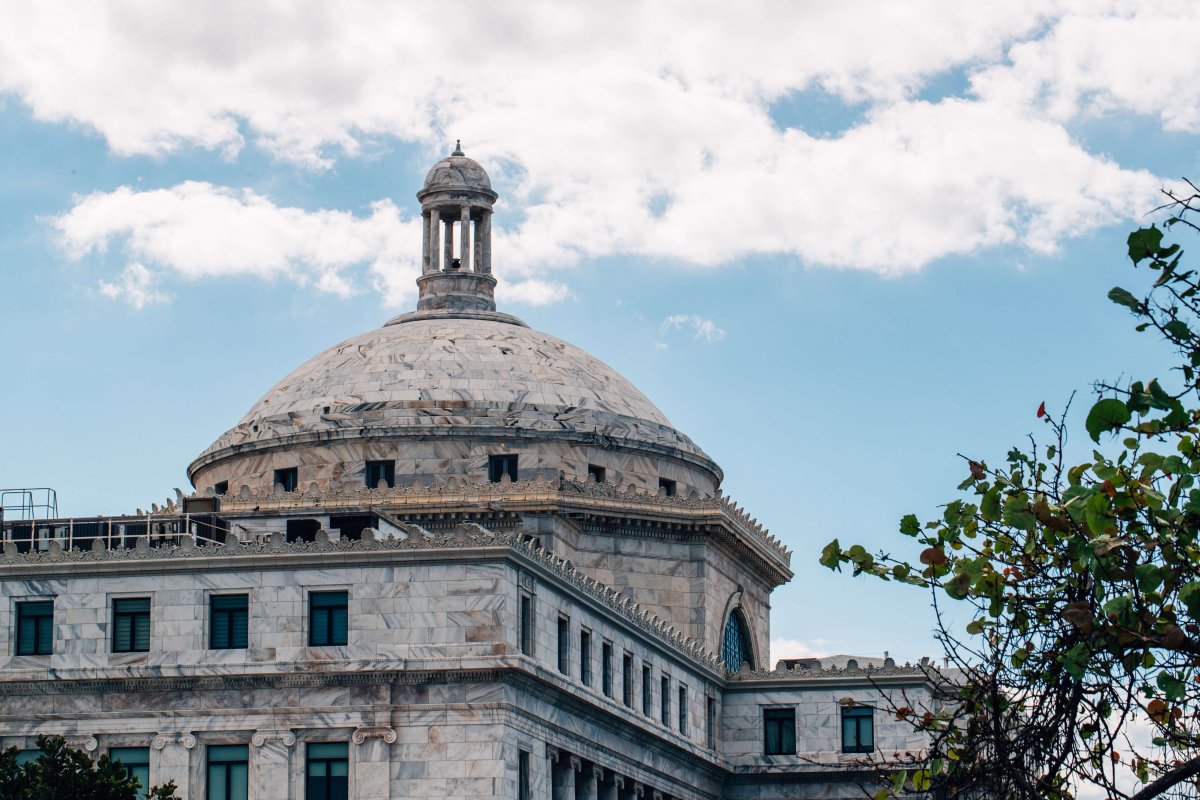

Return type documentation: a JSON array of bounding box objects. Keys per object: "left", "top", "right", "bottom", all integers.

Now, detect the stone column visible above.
[
  {"left": 443, "top": 217, "right": 455, "bottom": 268},
  {"left": 251, "top": 730, "right": 296, "bottom": 800},
  {"left": 548, "top": 746, "right": 578, "bottom": 800},
  {"left": 460, "top": 205, "right": 472, "bottom": 271},
  {"left": 598, "top": 769, "right": 617, "bottom": 800},
  {"left": 352, "top": 726, "right": 397, "bottom": 800},
  {"left": 575, "top": 763, "right": 598, "bottom": 800},
  {"left": 152, "top": 733, "right": 196, "bottom": 800},
  {"left": 421, "top": 212, "right": 432, "bottom": 273},
  {"left": 480, "top": 211, "right": 492, "bottom": 274},
  {"left": 428, "top": 209, "right": 440, "bottom": 272},
  {"left": 473, "top": 220, "right": 483, "bottom": 274}
]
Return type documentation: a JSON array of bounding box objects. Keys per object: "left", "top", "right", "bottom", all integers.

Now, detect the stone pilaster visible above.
[
  {"left": 352, "top": 726, "right": 397, "bottom": 800},
  {"left": 250, "top": 730, "right": 296, "bottom": 800},
  {"left": 152, "top": 733, "right": 196, "bottom": 800}
]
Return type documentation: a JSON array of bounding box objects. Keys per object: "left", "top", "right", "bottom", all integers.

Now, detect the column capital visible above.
[
  {"left": 251, "top": 730, "right": 296, "bottom": 748},
  {"left": 352, "top": 726, "right": 397, "bottom": 745},
  {"left": 152, "top": 733, "right": 196, "bottom": 750}
]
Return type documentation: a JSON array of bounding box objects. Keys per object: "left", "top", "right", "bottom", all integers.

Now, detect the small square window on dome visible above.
[
  {"left": 488, "top": 454, "right": 518, "bottom": 483},
  {"left": 658, "top": 477, "right": 677, "bottom": 497}
]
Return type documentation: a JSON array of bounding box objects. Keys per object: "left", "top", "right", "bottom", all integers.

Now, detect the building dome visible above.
[
  {"left": 421, "top": 140, "right": 493, "bottom": 193},
  {"left": 188, "top": 144, "right": 720, "bottom": 496}
]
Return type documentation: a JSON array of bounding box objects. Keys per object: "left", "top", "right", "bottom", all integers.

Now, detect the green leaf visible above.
[
  {"left": 819, "top": 540, "right": 842, "bottom": 571},
  {"left": 1136, "top": 563, "right": 1163, "bottom": 593},
  {"left": 1166, "top": 319, "right": 1193, "bottom": 341},
  {"left": 899, "top": 514, "right": 920, "bottom": 536},
  {"left": 911, "top": 770, "right": 932, "bottom": 791},
  {"left": 1086, "top": 398, "right": 1132, "bottom": 443},
  {"left": 1157, "top": 671, "right": 1186, "bottom": 701},
  {"left": 1128, "top": 226, "right": 1164, "bottom": 264},
  {"left": 1107, "top": 286, "right": 1141, "bottom": 311},
  {"left": 1178, "top": 581, "right": 1200, "bottom": 620}
]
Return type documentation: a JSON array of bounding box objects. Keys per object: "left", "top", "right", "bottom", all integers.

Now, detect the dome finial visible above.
[{"left": 451, "top": 139, "right": 464, "bottom": 156}]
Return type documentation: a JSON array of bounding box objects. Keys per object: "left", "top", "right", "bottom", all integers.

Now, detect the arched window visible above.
[{"left": 722, "top": 609, "right": 754, "bottom": 671}]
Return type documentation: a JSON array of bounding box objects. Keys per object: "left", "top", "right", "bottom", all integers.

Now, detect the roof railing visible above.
[{"left": 0, "top": 513, "right": 228, "bottom": 553}]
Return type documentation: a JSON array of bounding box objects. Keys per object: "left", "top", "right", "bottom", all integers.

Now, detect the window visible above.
[
  {"left": 110, "top": 747, "right": 150, "bottom": 800},
  {"left": 15, "top": 750, "right": 38, "bottom": 766},
  {"left": 16, "top": 600, "right": 53, "bottom": 656},
  {"left": 556, "top": 616, "right": 570, "bottom": 674},
  {"left": 601, "top": 642, "right": 613, "bottom": 697},
  {"left": 519, "top": 595, "right": 534, "bottom": 656},
  {"left": 580, "top": 629, "right": 592, "bottom": 686},
  {"left": 113, "top": 598, "right": 151, "bottom": 653},
  {"left": 213, "top": 480, "right": 228, "bottom": 496},
  {"left": 274, "top": 467, "right": 298, "bottom": 492},
  {"left": 706, "top": 696, "right": 717, "bottom": 749},
  {"left": 365, "top": 460, "right": 395, "bottom": 489},
  {"left": 622, "top": 653, "right": 633, "bottom": 707},
  {"left": 306, "top": 742, "right": 349, "bottom": 800},
  {"left": 678, "top": 685, "right": 688, "bottom": 734},
  {"left": 207, "top": 744, "right": 248, "bottom": 800},
  {"left": 518, "top": 749, "right": 531, "bottom": 800},
  {"left": 642, "top": 664, "right": 653, "bottom": 716},
  {"left": 587, "top": 464, "right": 606, "bottom": 483},
  {"left": 763, "top": 708, "right": 796, "bottom": 755},
  {"left": 661, "top": 675, "right": 671, "bottom": 725},
  {"left": 721, "top": 609, "right": 754, "bottom": 671},
  {"left": 842, "top": 706, "right": 874, "bottom": 754},
  {"left": 210, "top": 594, "right": 248, "bottom": 650},
  {"left": 488, "top": 454, "right": 518, "bottom": 483},
  {"left": 309, "top": 591, "right": 348, "bottom": 646},
  {"left": 658, "top": 477, "right": 676, "bottom": 497}
]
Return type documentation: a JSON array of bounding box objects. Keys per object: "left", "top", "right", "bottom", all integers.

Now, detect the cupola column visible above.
[
  {"left": 443, "top": 216, "right": 454, "bottom": 269},
  {"left": 479, "top": 210, "right": 492, "bottom": 274},
  {"left": 426, "top": 209, "right": 440, "bottom": 273},
  {"left": 460, "top": 205, "right": 472, "bottom": 271}
]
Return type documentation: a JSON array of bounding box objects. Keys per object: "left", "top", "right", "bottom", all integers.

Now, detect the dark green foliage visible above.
[{"left": 0, "top": 736, "right": 179, "bottom": 800}]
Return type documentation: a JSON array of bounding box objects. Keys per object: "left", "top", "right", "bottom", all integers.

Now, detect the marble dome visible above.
[{"left": 188, "top": 145, "right": 720, "bottom": 495}]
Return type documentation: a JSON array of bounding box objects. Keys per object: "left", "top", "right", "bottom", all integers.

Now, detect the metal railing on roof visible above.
[{"left": 0, "top": 513, "right": 229, "bottom": 553}]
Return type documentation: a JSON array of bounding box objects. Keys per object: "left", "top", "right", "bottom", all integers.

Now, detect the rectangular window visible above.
[
  {"left": 587, "top": 464, "right": 606, "bottom": 483},
  {"left": 678, "top": 685, "right": 688, "bottom": 735},
  {"left": 214, "top": 480, "right": 228, "bottom": 496},
  {"left": 112, "top": 598, "right": 151, "bottom": 653},
  {"left": 707, "top": 696, "right": 717, "bottom": 749},
  {"left": 365, "top": 460, "right": 395, "bottom": 489},
  {"left": 306, "top": 742, "right": 349, "bottom": 800},
  {"left": 518, "top": 749, "right": 531, "bottom": 800},
  {"left": 658, "top": 477, "right": 677, "bottom": 497},
  {"left": 580, "top": 629, "right": 592, "bottom": 686},
  {"left": 841, "top": 707, "right": 874, "bottom": 754},
  {"left": 273, "top": 467, "right": 298, "bottom": 492},
  {"left": 309, "top": 591, "right": 348, "bottom": 647},
  {"left": 764, "top": 708, "right": 796, "bottom": 755},
  {"left": 207, "top": 744, "right": 248, "bottom": 800},
  {"left": 642, "top": 664, "right": 653, "bottom": 716},
  {"left": 519, "top": 595, "right": 534, "bottom": 656},
  {"left": 601, "top": 642, "right": 613, "bottom": 697},
  {"left": 556, "top": 616, "right": 570, "bottom": 674},
  {"left": 622, "top": 653, "right": 633, "bottom": 707},
  {"left": 488, "top": 454, "right": 518, "bottom": 483},
  {"left": 16, "top": 600, "right": 53, "bottom": 656},
  {"left": 210, "top": 594, "right": 249, "bottom": 650},
  {"left": 661, "top": 675, "right": 670, "bottom": 725},
  {"left": 110, "top": 747, "right": 150, "bottom": 800},
  {"left": 15, "top": 750, "right": 38, "bottom": 766}
]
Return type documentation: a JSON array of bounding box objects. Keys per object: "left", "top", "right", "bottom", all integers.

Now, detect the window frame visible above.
[
  {"left": 488, "top": 454, "right": 519, "bottom": 483},
  {"left": 364, "top": 460, "right": 395, "bottom": 489},
  {"left": 587, "top": 464, "right": 606, "bottom": 483},
  {"left": 308, "top": 591, "right": 349, "bottom": 647},
  {"left": 601, "top": 641, "right": 613, "bottom": 698},
  {"left": 15, "top": 599, "right": 54, "bottom": 656},
  {"left": 109, "top": 747, "right": 151, "bottom": 800},
  {"left": 206, "top": 744, "right": 249, "bottom": 800},
  {"left": 556, "top": 616, "right": 570, "bottom": 674},
  {"left": 518, "top": 749, "right": 531, "bottom": 800},
  {"left": 622, "top": 652, "right": 634, "bottom": 708},
  {"left": 678, "top": 684, "right": 688, "bottom": 735},
  {"left": 519, "top": 594, "right": 534, "bottom": 656},
  {"left": 642, "top": 663, "right": 653, "bottom": 716},
  {"left": 580, "top": 628, "right": 592, "bottom": 686},
  {"left": 841, "top": 706, "right": 874, "bottom": 754},
  {"left": 660, "top": 674, "right": 671, "bottom": 725},
  {"left": 763, "top": 707, "right": 797, "bottom": 756},
  {"left": 658, "top": 477, "right": 677, "bottom": 497},
  {"left": 273, "top": 467, "right": 298, "bottom": 492},
  {"left": 209, "top": 594, "right": 249, "bottom": 650},
  {"left": 305, "top": 742, "right": 349, "bottom": 800},
  {"left": 112, "top": 597, "right": 151, "bottom": 653}
]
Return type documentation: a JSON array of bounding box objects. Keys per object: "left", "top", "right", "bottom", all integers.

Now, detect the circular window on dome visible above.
[{"left": 722, "top": 609, "right": 755, "bottom": 671}]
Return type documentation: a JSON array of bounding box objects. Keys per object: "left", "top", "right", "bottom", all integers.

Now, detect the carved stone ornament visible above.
[
  {"left": 351, "top": 726, "right": 397, "bottom": 745},
  {"left": 251, "top": 730, "right": 297, "bottom": 747},
  {"left": 65, "top": 735, "right": 98, "bottom": 752},
  {"left": 152, "top": 733, "right": 196, "bottom": 750}
]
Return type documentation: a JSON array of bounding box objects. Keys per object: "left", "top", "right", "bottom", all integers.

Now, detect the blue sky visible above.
[{"left": 1, "top": 1, "right": 1198, "bottom": 664}]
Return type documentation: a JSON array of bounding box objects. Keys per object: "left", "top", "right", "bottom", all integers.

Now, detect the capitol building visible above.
[{"left": 0, "top": 147, "right": 933, "bottom": 799}]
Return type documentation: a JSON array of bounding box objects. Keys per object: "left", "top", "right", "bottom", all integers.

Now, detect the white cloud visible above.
[
  {"left": 97, "top": 262, "right": 170, "bottom": 309},
  {"left": 660, "top": 314, "right": 726, "bottom": 343},
  {"left": 11, "top": 1, "right": 1193, "bottom": 301},
  {"left": 770, "top": 638, "right": 833, "bottom": 664}
]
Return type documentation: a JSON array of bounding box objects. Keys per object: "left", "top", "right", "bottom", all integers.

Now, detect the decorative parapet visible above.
[
  {"left": 726, "top": 657, "right": 936, "bottom": 682},
  {"left": 209, "top": 475, "right": 792, "bottom": 573},
  {"left": 0, "top": 521, "right": 729, "bottom": 676}
]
